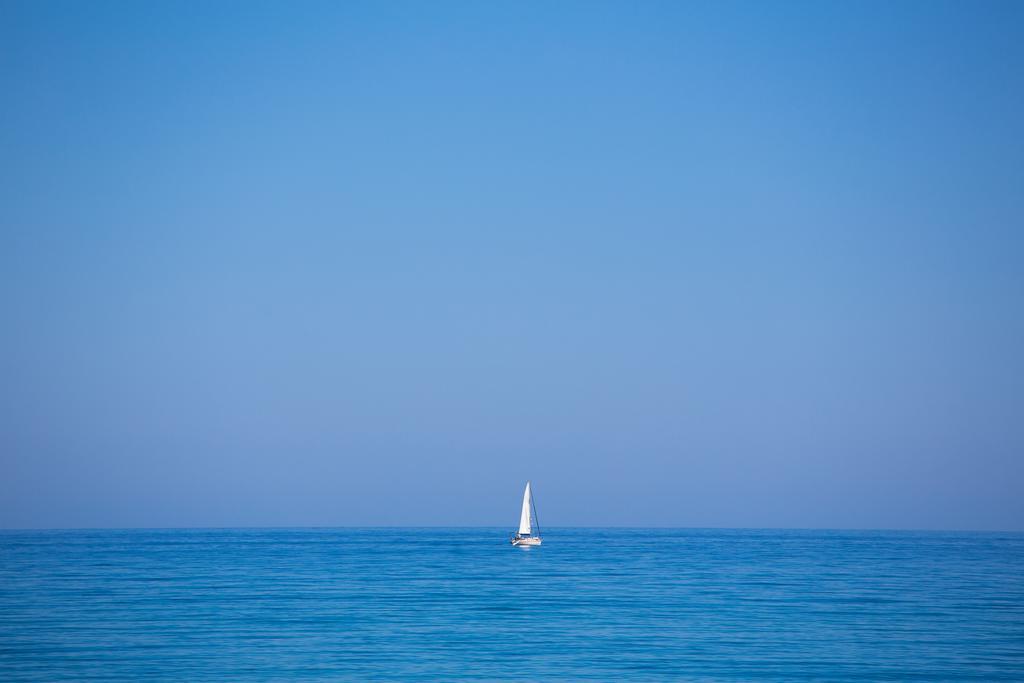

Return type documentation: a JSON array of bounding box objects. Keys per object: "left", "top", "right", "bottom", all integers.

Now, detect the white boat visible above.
[{"left": 510, "top": 481, "right": 542, "bottom": 546}]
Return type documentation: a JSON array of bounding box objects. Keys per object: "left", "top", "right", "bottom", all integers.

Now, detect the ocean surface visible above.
[{"left": 1, "top": 528, "right": 1022, "bottom": 681}]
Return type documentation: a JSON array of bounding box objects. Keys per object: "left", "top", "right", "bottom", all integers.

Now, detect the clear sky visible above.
[{"left": 2, "top": 1, "right": 1022, "bottom": 530}]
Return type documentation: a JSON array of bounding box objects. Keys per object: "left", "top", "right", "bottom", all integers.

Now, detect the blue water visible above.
[{"left": 1, "top": 528, "right": 1022, "bottom": 680}]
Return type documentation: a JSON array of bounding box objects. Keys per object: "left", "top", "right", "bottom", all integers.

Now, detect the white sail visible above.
[{"left": 518, "top": 481, "right": 532, "bottom": 535}]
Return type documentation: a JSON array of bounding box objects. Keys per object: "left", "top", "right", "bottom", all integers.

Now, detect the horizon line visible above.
[{"left": 2, "top": 525, "right": 1021, "bottom": 534}]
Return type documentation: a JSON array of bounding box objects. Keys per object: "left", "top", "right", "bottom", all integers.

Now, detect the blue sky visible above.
[{"left": 2, "top": 1, "right": 1022, "bottom": 529}]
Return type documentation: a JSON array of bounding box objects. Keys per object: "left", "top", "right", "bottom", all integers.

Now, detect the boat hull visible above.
[{"left": 511, "top": 536, "right": 542, "bottom": 546}]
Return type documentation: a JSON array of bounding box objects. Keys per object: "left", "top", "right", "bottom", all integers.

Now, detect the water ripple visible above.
[{"left": 1, "top": 528, "right": 1022, "bottom": 680}]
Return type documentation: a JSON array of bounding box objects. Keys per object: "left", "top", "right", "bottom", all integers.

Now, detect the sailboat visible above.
[{"left": 510, "top": 481, "right": 542, "bottom": 546}]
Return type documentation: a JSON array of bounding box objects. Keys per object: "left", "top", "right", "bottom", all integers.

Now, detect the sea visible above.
[{"left": 1, "top": 528, "right": 1022, "bottom": 680}]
